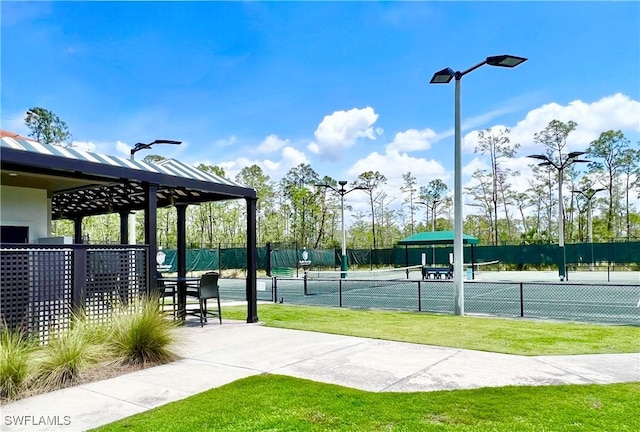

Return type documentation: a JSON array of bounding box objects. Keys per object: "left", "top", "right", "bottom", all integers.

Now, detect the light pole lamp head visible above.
[
  {"left": 338, "top": 180, "right": 348, "bottom": 186},
  {"left": 527, "top": 154, "right": 555, "bottom": 168},
  {"left": 527, "top": 154, "right": 550, "bottom": 162},
  {"left": 567, "top": 151, "right": 586, "bottom": 159},
  {"left": 486, "top": 55, "right": 528, "bottom": 68},
  {"left": 131, "top": 139, "right": 182, "bottom": 159},
  {"left": 429, "top": 68, "right": 455, "bottom": 84}
]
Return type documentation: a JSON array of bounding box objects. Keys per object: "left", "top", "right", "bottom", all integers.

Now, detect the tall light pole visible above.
[
  {"left": 430, "top": 54, "right": 527, "bottom": 315},
  {"left": 130, "top": 139, "right": 182, "bottom": 160},
  {"left": 572, "top": 187, "right": 605, "bottom": 271},
  {"left": 317, "top": 181, "right": 365, "bottom": 277},
  {"left": 528, "top": 152, "right": 589, "bottom": 281}
]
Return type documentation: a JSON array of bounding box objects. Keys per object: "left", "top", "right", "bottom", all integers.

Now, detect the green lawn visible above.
[
  {"left": 222, "top": 304, "right": 640, "bottom": 355},
  {"left": 94, "top": 375, "right": 640, "bottom": 432}
]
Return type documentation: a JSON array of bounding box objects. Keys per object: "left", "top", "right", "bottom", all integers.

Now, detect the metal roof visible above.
[
  {"left": 398, "top": 231, "right": 480, "bottom": 245},
  {"left": 1, "top": 136, "right": 256, "bottom": 220}
]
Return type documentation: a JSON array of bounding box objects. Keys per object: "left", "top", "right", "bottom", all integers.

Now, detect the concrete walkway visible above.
[{"left": 2, "top": 320, "right": 639, "bottom": 431}]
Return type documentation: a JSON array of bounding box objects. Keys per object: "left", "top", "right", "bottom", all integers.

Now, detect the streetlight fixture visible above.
[
  {"left": 316, "top": 180, "right": 366, "bottom": 277},
  {"left": 130, "top": 139, "right": 182, "bottom": 160},
  {"left": 527, "top": 152, "right": 590, "bottom": 281},
  {"left": 430, "top": 54, "right": 527, "bottom": 315},
  {"left": 572, "top": 187, "right": 605, "bottom": 271}
]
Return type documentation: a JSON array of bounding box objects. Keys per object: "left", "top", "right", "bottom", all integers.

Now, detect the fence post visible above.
[
  {"left": 303, "top": 273, "right": 308, "bottom": 296},
  {"left": 266, "top": 242, "right": 272, "bottom": 277},
  {"left": 272, "top": 276, "right": 278, "bottom": 303},
  {"left": 339, "top": 279, "right": 342, "bottom": 308},
  {"left": 519, "top": 282, "right": 524, "bottom": 317},
  {"left": 418, "top": 280, "right": 422, "bottom": 312}
]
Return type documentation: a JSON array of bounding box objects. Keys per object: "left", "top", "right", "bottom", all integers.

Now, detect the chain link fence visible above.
[{"left": 216, "top": 276, "right": 639, "bottom": 325}]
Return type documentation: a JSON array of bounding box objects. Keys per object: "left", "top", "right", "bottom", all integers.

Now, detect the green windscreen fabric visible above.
[{"left": 156, "top": 241, "right": 639, "bottom": 273}]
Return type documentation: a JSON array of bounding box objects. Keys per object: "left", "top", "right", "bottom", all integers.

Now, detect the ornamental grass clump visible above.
[
  {"left": 33, "top": 318, "right": 107, "bottom": 390},
  {"left": 108, "top": 295, "right": 178, "bottom": 366},
  {"left": 0, "top": 327, "right": 36, "bottom": 399}
]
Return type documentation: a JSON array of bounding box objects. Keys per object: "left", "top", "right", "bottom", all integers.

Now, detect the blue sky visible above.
[{"left": 2, "top": 1, "right": 639, "bottom": 212}]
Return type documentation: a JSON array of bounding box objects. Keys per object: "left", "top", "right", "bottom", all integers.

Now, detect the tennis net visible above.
[{"left": 305, "top": 265, "right": 423, "bottom": 280}]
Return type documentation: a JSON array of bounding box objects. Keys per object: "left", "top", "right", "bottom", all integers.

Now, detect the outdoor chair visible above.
[
  {"left": 186, "top": 272, "right": 222, "bottom": 326},
  {"left": 155, "top": 272, "right": 176, "bottom": 318}
]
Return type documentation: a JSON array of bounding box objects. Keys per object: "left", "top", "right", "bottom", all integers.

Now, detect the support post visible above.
[
  {"left": 176, "top": 204, "right": 187, "bottom": 318},
  {"left": 119, "top": 211, "right": 129, "bottom": 245},
  {"left": 73, "top": 218, "right": 83, "bottom": 244},
  {"left": 143, "top": 183, "right": 158, "bottom": 295},
  {"left": 246, "top": 197, "right": 258, "bottom": 323}
]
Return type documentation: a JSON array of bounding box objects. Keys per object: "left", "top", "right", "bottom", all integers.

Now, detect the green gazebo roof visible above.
[{"left": 397, "top": 231, "right": 479, "bottom": 245}]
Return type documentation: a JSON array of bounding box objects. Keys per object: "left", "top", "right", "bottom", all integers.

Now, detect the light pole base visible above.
[
  {"left": 341, "top": 255, "right": 348, "bottom": 278},
  {"left": 558, "top": 245, "right": 567, "bottom": 282}
]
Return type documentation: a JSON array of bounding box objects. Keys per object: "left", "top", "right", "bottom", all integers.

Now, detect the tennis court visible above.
[{"left": 217, "top": 268, "right": 640, "bottom": 325}]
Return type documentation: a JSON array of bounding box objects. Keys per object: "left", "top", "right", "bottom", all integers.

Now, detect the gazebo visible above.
[
  {"left": 397, "top": 231, "right": 480, "bottom": 278},
  {"left": 0, "top": 132, "right": 258, "bottom": 333}
]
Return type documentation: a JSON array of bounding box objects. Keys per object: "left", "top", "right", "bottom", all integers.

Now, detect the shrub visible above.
[
  {"left": 0, "top": 327, "right": 36, "bottom": 399},
  {"left": 108, "top": 295, "right": 178, "bottom": 366},
  {"left": 33, "top": 318, "right": 107, "bottom": 389}
]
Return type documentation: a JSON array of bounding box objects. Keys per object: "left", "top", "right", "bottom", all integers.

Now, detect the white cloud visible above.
[
  {"left": 71, "top": 140, "right": 97, "bottom": 152},
  {"left": 462, "top": 124, "right": 510, "bottom": 153},
  {"left": 257, "top": 134, "right": 290, "bottom": 153},
  {"left": 386, "top": 127, "right": 437, "bottom": 152},
  {"left": 459, "top": 92, "right": 640, "bottom": 215},
  {"left": 308, "top": 107, "right": 380, "bottom": 159},
  {"left": 461, "top": 93, "right": 639, "bottom": 154},
  {"left": 215, "top": 135, "right": 237, "bottom": 147},
  {"left": 215, "top": 145, "right": 309, "bottom": 181},
  {"left": 348, "top": 148, "right": 448, "bottom": 206},
  {"left": 68, "top": 139, "right": 131, "bottom": 157},
  {"left": 512, "top": 93, "right": 640, "bottom": 150}
]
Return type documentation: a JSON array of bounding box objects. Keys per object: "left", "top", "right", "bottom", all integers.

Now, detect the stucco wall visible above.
[{"left": 0, "top": 185, "right": 49, "bottom": 242}]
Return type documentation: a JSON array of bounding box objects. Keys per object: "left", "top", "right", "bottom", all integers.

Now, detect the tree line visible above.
[{"left": 25, "top": 107, "right": 640, "bottom": 248}]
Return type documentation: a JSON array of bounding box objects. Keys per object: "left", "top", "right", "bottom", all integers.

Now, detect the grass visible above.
[
  {"left": 107, "top": 297, "right": 179, "bottom": 365},
  {"left": 33, "top": 318, "right": 107, "bottom": 390},
  {"left": 93, "top": 375, "right": 640, "bottom": 432},
  {"left": 0, "top": 327, "right": 36, "bottom": 398},
  {"left": 1, "top": 296, "right": 180, "bottom": 403},
  {"left": 222, "top": 304, "right": 640, "bottom": 355}
]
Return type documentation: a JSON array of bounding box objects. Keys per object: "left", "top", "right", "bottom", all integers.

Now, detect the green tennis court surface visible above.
[{"left": 216, "top": 270, "right": 639, "bottom": 325}]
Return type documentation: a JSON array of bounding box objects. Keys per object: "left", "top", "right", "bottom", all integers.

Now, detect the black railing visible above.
[{"left": 1, "top": 244, "right": 149, "bottom": 342}]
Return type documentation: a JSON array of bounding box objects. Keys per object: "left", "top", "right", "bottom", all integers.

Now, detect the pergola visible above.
[
  {"left": 398, "top": 230, "right": 480, "bottom": 246},
  {"left": 0, "top": 134, "right": 258, "bottom": 322},
  {"left": 398, "top": 231, "right": 479, "bottom": 277}
]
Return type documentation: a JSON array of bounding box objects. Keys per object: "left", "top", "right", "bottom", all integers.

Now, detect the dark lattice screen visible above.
[
  {"left": 85, "top": 248, "right": 147, "bottom": 323},
  {"left": 1, "top": 245, "right": 148, "bottom": 343},
  {"left": 1, "top": 250, "right": 31, "bottom": 331},
  {"left": 1, "top": 248, "right": 73, "bottom": 341}
]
